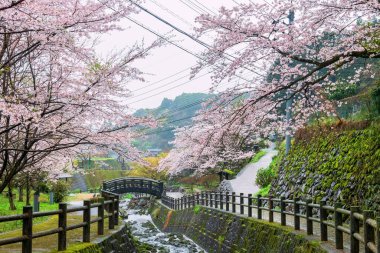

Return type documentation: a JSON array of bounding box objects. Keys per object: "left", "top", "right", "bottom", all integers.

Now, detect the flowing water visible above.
[{"left": 121, "top": 201, "right": 205, "bottom": 253}]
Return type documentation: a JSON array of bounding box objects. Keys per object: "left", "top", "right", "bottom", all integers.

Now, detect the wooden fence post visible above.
[
  {"left": 240, "top": 193, "right": 244, "bottom": 215},
  {"left": 320, "top": 200, "right": 327, "bottom": 241},
  {"left": 350, "top": 206, "right": 360, "bottom": 253},
  {"left": 232, "top": 192, "right": 236, "bottom": 213},
  {"left": 363, "top": 210, "right": 374, "bottom": 253},
  {"left": 98, "top": 198, "right": 104, "bottom": 235},
  {"left": 210, "top": 192, "right": 214, "bottom": 208},
  {"left": 269, "top": 195, "right": 273, "bottom": 222},
  {"left": 114, "top": 195, "right": 119, "bottom": 225},
  {"left": 280, "top": 196, "right": 286, "bottom": 226},
  {"left": 83, "top": 200, "right": 91, "bottom": 242},
  {"left": 58, "top": 203, "right": 67, "bottom": 250},
  {"left": 306, "top": 199, "right": 313, "bottom": 235},
  {"left": 248, "top": 194, "right": 252, "bottom": 217},
  {"left": 205, "top": 192, "right": 209, "bottom": 207},
  {"left": 294, "top": 197, "right": 300, "bottom": 230},
  {"left": 334, "top": 203, "right": 343, "bottom": 249},
  {"left": 220, "top": 192, "right": 223, "bottom": 210},
  {"left": 109, "top": 198, "right": 115, "bottom": 229},
  {"left": 226, "top": 192, "right": 230, "bottom": 212},
  {"left": 22, "top": 206, "right": 33, "bottom": 253},
  {"left": 257, "top": 195, "right": 262, "bottom": 219}
]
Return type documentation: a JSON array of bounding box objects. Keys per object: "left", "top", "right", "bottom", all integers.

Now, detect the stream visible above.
[{"left": 121, "top": 200, "right": 205, "bottom": 253}]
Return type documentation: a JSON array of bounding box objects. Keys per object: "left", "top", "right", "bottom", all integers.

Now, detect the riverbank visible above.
[{"left": 151, "top": 201, "right": 329, "bottom": 253}]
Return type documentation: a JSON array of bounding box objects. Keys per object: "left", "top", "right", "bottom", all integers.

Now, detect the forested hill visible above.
[{"left": 133, "top": 93, "right": 213, "bottom": 151}]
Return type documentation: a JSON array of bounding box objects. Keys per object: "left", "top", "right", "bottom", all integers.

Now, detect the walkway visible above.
[{"left": 229, "top": 142, "right": 277, "bottom": 194}]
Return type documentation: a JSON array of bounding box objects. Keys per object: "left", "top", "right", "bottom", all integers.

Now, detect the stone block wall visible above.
[
  {"left": 54, "top": 223, "right": 137, "bottom": 253},
  {"left": 151, "top": 203, "right": 327, "bottom": 253}
]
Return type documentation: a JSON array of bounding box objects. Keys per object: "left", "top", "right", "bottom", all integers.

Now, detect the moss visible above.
[
  {"left": 50, "top": 243, "right": 101, "bottom": 253},
  {"left": 151, "top": 207, "right": 161, "bottom": 219},
  {"left": 151, "top": 203, "right": 326, "bottom": 253},
  {"left": 271, "top": 122, "right": 380, "bottom": 210},
  {"left": 223, "top": 169, "right": 235, "bottom": 175}
]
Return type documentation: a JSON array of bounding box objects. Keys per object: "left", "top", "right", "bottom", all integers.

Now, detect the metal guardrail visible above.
[
  {"left": 0, "top": 190, "right": 120, "bottom": 253},
  {"left": 162, "top": 192, "right": 380, "bottom": 253}
]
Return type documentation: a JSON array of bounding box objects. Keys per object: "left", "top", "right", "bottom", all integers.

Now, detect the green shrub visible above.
[
  {"left": 193, "top": 205, "right": 201, "bottom": 214},
  {"left": 256, "top": 167, "right": 275, "bottom": 188},
  {"left": 256, "top": 185, "right": 271, "bottom": 197},
  {"left": 51, "top": 181, "right": 69, "bottom": 203}
]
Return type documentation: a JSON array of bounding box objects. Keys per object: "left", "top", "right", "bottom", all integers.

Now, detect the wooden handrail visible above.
[
  {"left": 0, "top": 190, "right": 120, "bottom": 253},
  {"left": 162, "top": 191, "right": 380, "bottom": 253}
]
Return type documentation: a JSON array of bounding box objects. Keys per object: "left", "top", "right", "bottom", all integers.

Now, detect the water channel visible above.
[{"left": 121, "top": 199, "right": 205, "bottom": 253}]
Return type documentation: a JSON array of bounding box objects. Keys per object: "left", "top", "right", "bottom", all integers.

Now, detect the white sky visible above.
[{"left": 95, "top": 0, "right": 242, "bottom": 110}]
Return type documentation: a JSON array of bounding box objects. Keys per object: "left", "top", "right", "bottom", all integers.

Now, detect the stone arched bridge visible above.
[{"left": 102, "top": 177, "right": 164, "bottom": 198}]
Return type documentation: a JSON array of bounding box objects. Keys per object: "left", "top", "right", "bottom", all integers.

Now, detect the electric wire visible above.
[{"left": 128, "top": 0, "right": 265, "bottom": 78}]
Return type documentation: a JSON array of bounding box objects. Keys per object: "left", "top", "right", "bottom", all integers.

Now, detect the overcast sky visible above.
[{"left": 95, "top": 0, "right": 243, "bottom": 111}]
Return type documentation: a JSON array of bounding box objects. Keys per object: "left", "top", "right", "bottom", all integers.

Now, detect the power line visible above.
[
  {"left": 130, "top": 71, "right": 193, "bottom": 99},
  {"left": 149, "top": 0, "right": 194, "bottom": 28},
  {"left": 128, "top": 0, "right": 265, "bottom": 78},
  {"left": 136, "top": 92, "right": 246, "bottom": 137},
  {"left": 128, "top": 70, "right": 212, "bottom": 105},
  {"left": 131, "top": 66, "right": 192, "bottom": 93},
  {"left": 178, "top": 0, "right": 203, "bottom": 15},
  {"left": 187, "top": 0, "right": 217, "bottom": 15}
]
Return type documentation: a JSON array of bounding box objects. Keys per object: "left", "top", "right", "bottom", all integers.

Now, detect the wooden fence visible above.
[
  {"left": 0, "top": 190, "right": 120, "bottom": 253},
  {"left": 162, "top": 192, "right": 380, "bottom": 253}
]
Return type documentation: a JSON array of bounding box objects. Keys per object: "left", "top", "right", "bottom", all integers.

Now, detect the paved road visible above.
[{"left": 229, "top": 142, "right": 277, "bottom": 195}]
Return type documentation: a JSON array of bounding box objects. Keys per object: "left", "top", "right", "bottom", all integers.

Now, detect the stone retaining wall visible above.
[
  {"left": 54, "top": 223, "right": 137, "bottom": 253},
  {"left": 151, "top": 203, "right": 328, "bottom": 253}
]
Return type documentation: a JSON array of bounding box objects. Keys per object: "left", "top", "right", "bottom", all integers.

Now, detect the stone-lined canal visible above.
[{"left": 122, "top": 199, "right": 205, "bottom": 253}]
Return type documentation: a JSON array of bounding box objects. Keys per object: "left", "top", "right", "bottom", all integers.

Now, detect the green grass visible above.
[
  {"left": 84, "top": 170, "right": 129, "bottom": 190},
  {"left": 0, "top": 192, "right": 59, "bottom": 233},
  {"left": 250, "top": 150, "right": 268, "bottom": 163},
  {"left": 0, "top": 215, "right": 118, "bottom": 253}
]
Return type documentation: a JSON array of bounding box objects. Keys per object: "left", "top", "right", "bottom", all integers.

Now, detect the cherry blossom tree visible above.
[
  {"left": 0, "top": 0, "right": 161, "bottom": 192},
  {"left": 161, "top": 0, "right": 380, "bottom": 175}
]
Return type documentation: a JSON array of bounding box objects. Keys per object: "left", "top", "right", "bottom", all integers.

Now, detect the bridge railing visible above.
[
  {"left": 0, "top": 191, "right": 120, "bottom": 253},
  {"left": 102, "top": 177, "right": 164, "bottom": 197},
  {"left": 162, "top": 191, "right": 380, "bottom": 253}
]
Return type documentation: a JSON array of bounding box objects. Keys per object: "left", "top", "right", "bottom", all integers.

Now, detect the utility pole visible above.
[{"left": 285, "top": 9, "right": 295, "bottom": 155}]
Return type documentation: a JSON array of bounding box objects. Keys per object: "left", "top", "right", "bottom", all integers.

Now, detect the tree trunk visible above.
[
  {"left": 18, "top": 187, "right": 23, "bottom": 202},
  {"left": 8, "top": 185, "right": 16, "bottom": 210}
]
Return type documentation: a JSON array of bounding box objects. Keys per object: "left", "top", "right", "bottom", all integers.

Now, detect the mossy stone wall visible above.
[
  {"left": 151, "top": 203, "right": 326, "bottom": 253},
  {"left": 52, "top": 223, "right": 137, "bottom": 253},
  {"left": 271, "top": 123, "right": 380, "bottom": 209}
]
